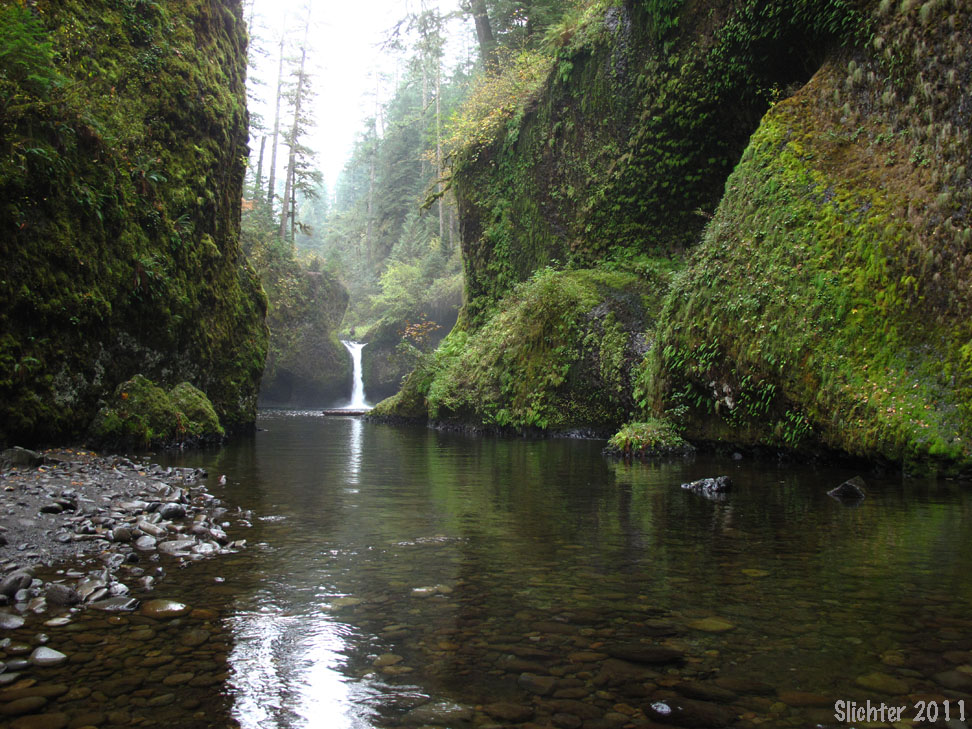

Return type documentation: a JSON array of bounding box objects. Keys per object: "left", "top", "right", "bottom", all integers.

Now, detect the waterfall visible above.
[{"left": 340, "top": 341, "right": 369, "bottom": 410}]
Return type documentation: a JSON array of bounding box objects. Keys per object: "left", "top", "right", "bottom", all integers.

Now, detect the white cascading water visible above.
[{"left": 340, "top": 340, "right": 369, "bottom": 409}]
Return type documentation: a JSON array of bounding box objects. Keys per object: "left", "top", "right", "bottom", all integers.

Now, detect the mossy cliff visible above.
[
  {"left": 254, "top": 252, "right": 350, "bottom": 408},
  {"left": 380, "top": 0, "right": 972, "bottom": 472},
  {"left": 0, "top": 0, "right": 268, "bottom": 444}
]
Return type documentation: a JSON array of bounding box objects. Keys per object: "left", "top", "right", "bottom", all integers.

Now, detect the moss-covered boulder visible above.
[
  {"left": 0, "top": 1, "right": 267, "bottom": 446},
  {"left": 90, "top": 375, "right": 223, "bottom": 449},
  {"left": 257, "top": 264, "right": 350, "bottom": 408},
  {"left": 605, "top": 419, "right": 693, "bottom": 459},
  {"left": 375, "top": 266, "right": 664, "bottom": 432}
]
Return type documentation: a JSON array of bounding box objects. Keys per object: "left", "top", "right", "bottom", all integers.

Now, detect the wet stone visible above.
[
  {"left": 140, "top": 599, "right": 190, "bottom": 619},
  {"left": 0, "top": 613, "right": 25, "bottom": 630},
  {"left": 645, "top": 698, "right": 736, "bottom": 727},
  {"left": 0, "top": 695, "right": 48, "bottom": 716},
  {"left": 403, "top": 700, "right": 474, "bottom": 724},
  {"left": 88, "top": 597, "right": 139, "bottom": 612},
  {"left": 518, "top": 672, "right": 557, "bottom": 695},
  {"left": 605, "top": 644, "right": 684, "bottom": 665},
  {"left": 483, "top": 701, "right": 535, "bottom": 723},
  {"left": 29, "top": 647, "right": 67, "bottom": 667},
  {"left": 8, "top": 713, "right": 68, "bottom": 729},
  {"left": 855, "top": 672, "right": 910, "bottom": 695}
]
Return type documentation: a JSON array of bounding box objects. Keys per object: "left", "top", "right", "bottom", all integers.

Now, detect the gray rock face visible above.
[
  {"left": 680, "top": 476, "right": 732, "bottom": 499},
  {"left": 1, "top": 447, "right": 44, "bottom": 468},
  {"left": 828, "top": 475, "right": 866, "bottom": 502}
]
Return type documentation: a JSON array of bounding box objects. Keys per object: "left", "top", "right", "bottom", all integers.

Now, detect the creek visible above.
[{"left": 5, "top": 411, "right": 972, "bottom": 728}]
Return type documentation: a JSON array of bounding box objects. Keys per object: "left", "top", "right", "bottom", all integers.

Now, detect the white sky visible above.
[{"left": 246, "top": 0, "right": 468, "bottom": 198}]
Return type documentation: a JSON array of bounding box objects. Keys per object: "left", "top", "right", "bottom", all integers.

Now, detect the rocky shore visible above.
[{"left": 0, "top": 446, "right": 249, "bottom": 727}]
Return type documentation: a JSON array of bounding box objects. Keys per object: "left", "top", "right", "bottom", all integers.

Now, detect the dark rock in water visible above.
[
  {"left": 45, "top": 583, "right": 82, "bottom": 607},
  {"left": 157, "top": 502, "right": 187, "bottom": 520},
  {"left": 0, "top": 571, "right": 34, "bottom": 598},
  {"left": 1, "top": 447, "right": 44, "bottom": 468},
  {"left": 828, "top": 476, "right": 866, "bottom": 502},
  {"left": 681, "top": 476, "right": 732, "bottom": 499},
  {"left": 604, "top": 644, "right": 685, "bottom": 665}
]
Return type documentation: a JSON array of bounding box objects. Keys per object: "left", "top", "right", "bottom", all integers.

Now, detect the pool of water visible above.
[{"left": 10, "top": 411, "right": 972, "bottom": 728}]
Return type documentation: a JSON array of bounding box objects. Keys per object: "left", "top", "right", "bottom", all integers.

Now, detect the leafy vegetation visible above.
[{"left": 605, "top": 418, "right": 692, "bottom": 459}]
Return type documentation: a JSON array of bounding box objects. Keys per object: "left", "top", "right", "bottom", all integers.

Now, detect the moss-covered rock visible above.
[
  {"left": 0, "top": 0, "right": 267, "bottom": 445},
  {"left": 375, "top": 265, "right": 666, "bottom": 432},
  {"left": 604, "top": 418, "right": 693, "bottom": 459},
  {"left": 89, "top": 375, "right": 223, "bottom": 449},
  {"left": 256, "top": 260, "right": 350, "bottom": 407}
]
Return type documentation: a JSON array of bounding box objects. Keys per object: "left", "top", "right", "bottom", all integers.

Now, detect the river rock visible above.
[
  {"left": 0, "top": 571, "right": 34, "bottom": 598},
  {"left": 645, "top": 698, "right": 736, "bottom": 727},
  {"left": 158, "top": 539, "right": 196, "bottom": 555},
  {"left": 403, "top": 700, "right": 474, "bottom": 724},
  {"left": 373, "top": 653, "right": 403, "bottom": 667},
  {"left": 675, "top": 681, "right": 738, "bottom": 703},
  {"left": 134, "top": 535, "right": 157, "bottom": 551},
  {"left": 933, "top": 669, "right": 972, "bottom": 692},
  {"left": 855, "top": 672, "right": 909, "bottom": 694},
  {"left": 828, "top": 476, "right": 866, "bottom": 502},
  {"left": 140, "top": 599, "right": 190, "bottom": 618},
  {"left": 44, "top": 583, "right": 81, "bottom": 607},
  {"left": 0, "top": 695, "right": 48, "bottom": 716},
  {"left": 519, "top": 672, "right": 557, "bottom": 695},
  {"left": 158, "top": 502, "right": 186, "bottom": 520},
  {"left": 605, "top": 644, "right": 685, "bottom": 665},
  {"left": 88, "top": 596, "right": 139, "bottom": 612},
  {"left": 111, "top": 526, "right": 133, "bottom": 542},
  {"left": 0, "top": 613, "right": 26, "bottom": 630},
  {"left": 1, "top": 447, "right": 43, "bottom": 468},
  {"left": 686, "top": 617, "right": 735, "bottom": 632},
  {"left": 681, "top": 476, "right": 732, "bottom": 499},
  {"left": 9, "top": 712, "right": 69, "bottom": 729},
  {"left": 484, "top": 701, "right": 535, "bottom": 722},
  {"left": 29, "top": 647, "right": 67, "bottom": 667}
]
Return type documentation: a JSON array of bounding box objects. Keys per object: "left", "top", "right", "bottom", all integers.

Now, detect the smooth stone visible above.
[
  {"left": 675, "top": 681, "right": 738, "bottom": 704},
  {"left": 855, "top": 672, "right": 910, "bottom": 695},
  {"left": 687, "top": 617, "right": 736, "bottom": 633},
  {"left": 29, "top": 648, "right": 67, "bottom": 667},
  {"left": 777, "top": 690, "right": 832, "bottom": 707},
  {"left": 111, "top": 527, "right": 133, "bottom": 543},
  {"left": 934, "top": 670, "right": 972, "bottom": 692},
  {"left": 179, "top": 629, "right": 209, "bottom": 647},
  {"left": 157, "top": 539, "right": 196, "bottom": 555},
  {"left": 552, "top": 712, "right": 583, "bottom": 729},
  {"left": 740, "top": 569, "right": 770, "bottom": 578},
  {"left": 645, "top": 698, "right": 736, "bottom": 727},
  {"left": 157, "top": 503, "right": 186, "bottom": 520},
  {"left": 162, "top": 672, "right": 194, "bottom": 686},
  {"left": 483, "top": 702, "right": 535, "bottom": 722},
  {"left": 403, "top": 701, "right": 474, "bottom": 724},
  {"left": 134, "top": 536, "right": 157, "bottom": 551},
  {"left": 139, "top": 599, "right": 190, "bottom": 619},
  {"left": 373, "top": 653, "right": 403, "bottom": 667},
  {"left": 88, "top": 597, "right": 139, "bottom": 612},
  {"left": 329, "top": 597, "right": 362, "bottom": 609},
  {"left": 518, "top": 672, "right": 557, "bottom": 695},
  {"left": 0, "top": 695, "right": 47, "bottom": 716},
  {"left": 9, "top": 713, "right": 68, "bottom": 729},
  {"left": 713, "top": 677, "right": 775, "bottom": 694},
  {"left": 604, "top": 644, "right": 685, "bottom": 665},
  {"left": 0, "top": 613, "right": 25, "bottom": 630},
  {"left": 0, "top": 684, "right": 68, "bottom": 703},
  {"left": 0, "top": 573, "right": 33, "bottom": 599},
  {"left": 42, "top": 618, "right": 70, "bottom": 628}
]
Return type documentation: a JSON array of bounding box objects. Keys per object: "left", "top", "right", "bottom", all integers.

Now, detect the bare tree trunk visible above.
[
  {"left": 468, "top": 0, "right": 497, "bottom": 70},
  {"left": 266, "top": 31, "right": 285, "bottom": 207},
  {"left": 365, "top": 73, "right": 379, "bottom": 257},
  {"left": 254, "top": 135, "right": 266, "bottom": 200},
  {"left": 279, "top": 41, "right": 308, "bottom": 241},
  {"left": 436, "top": 57, "right": 444, "bottom": 245}
]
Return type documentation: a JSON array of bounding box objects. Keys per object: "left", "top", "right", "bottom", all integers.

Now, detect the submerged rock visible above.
[
  {"left": 828, "top": 476, "right": 866, "bottom": 502},
  {"left": 680, "top": 476, "right": 732, "bottom": 499}
]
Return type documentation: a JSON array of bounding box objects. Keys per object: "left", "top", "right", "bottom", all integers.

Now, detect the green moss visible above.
[
  {"left": 0, "top": 0, "right": 266, "bottom": 444},
  {"left": 605, "top": 418, "right": 693, "bottom": 458},
  {"left": 90, "top": 375, "right": 224, "bottom": 449},
  {"left": 379, "top": 266, "right": 665, "bottom": 431},
  {"left": 169, "top": 381, "right": 223, "bottom": 438}
]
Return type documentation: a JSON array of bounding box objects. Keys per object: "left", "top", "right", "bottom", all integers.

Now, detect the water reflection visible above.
[
  {"left": 152, "top": 413, "right": 972, "bottom": 729},
  {"left": 347, "top": 416, "right": 363, "bottom": 487}
]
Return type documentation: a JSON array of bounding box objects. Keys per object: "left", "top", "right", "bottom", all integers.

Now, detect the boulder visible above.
[
  {"left": 828, "top": 476, "right": 866, "bottom": 502},
  {"left": 681, "top": 476, "right": 732, "bottom": 499}
]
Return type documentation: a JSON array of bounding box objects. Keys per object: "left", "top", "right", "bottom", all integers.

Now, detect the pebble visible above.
[
  {"left": 28, "top": 648, "right": 67, "bottom": 667},
  {"left": 139, "top": 599, "right": 190, "bottom": 619}
]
